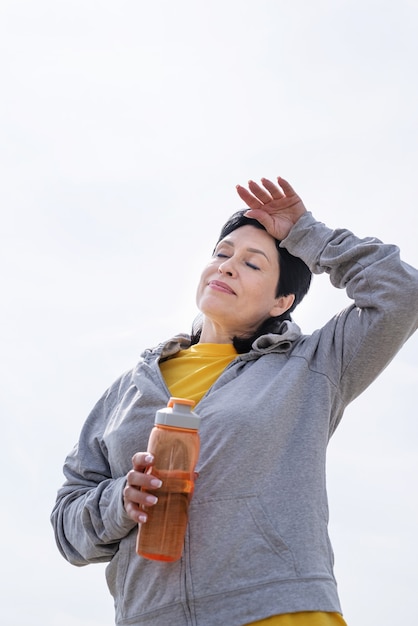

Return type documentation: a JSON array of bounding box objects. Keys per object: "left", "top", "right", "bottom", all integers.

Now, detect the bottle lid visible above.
[{"left": 155, "top": 397, "right": 201, "bottom": 430}]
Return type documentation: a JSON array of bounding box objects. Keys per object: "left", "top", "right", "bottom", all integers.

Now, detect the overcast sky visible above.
[{"left": 1, "top": 1, "right": 417, "bottom": 625}]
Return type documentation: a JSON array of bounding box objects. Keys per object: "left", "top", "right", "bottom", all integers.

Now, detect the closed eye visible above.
[{"left": 216, "top": 252, "right": 259, "bottom": 269}]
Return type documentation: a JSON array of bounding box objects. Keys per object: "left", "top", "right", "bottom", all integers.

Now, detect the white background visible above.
[{"left": 1, "top": 1, "right": 417, "bottom": 625}]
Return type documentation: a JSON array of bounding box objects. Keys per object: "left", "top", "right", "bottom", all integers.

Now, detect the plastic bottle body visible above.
[{"left": 136, "top": 400, "right": 200, "bottom": 562}]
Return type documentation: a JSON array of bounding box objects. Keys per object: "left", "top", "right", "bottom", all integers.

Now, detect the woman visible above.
[{"left": 51, "top": 177, "right": 418, "bottom": 626}]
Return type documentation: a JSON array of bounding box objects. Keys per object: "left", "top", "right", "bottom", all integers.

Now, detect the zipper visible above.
[{"left": 181, "top": 527, "right": 197, "bottom": 625}]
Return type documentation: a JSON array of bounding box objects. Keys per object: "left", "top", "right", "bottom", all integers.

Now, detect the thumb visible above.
[{"left": 243, "top": 208, "right": 273, "bottom": 230}]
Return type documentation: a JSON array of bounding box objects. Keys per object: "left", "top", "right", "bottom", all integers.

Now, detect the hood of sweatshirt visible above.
[{"left": 138, "top": 320, "right": 303, "bottom": 367}]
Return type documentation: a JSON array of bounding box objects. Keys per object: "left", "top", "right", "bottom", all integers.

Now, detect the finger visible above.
[
  {"left": 132, "top": 452, "right": 154, "bottom": 471},
  {"left": 247, "top": 180, "right": 274, "bottom": 204},
  {"left": 235, "top": 184, "right": 263, "bottom": 210},
  {"left": 124, "top": 499, "right": 148, "bottom": 524},
  {"left": 124, "top": 483, "right": 159, "bottom": 506},
  {"left": 243, "top": 208, "right": 274, "bottom": 232},
  {"left": 126, "top": 468, "right": 163, "bottom": 491},
  {"left": 123, "top": 475, "right": 161, "bottom": 524},
  {"left": 260, "top": 177, "right": 285, "bottom": 199},
  {"left": 277, "top": 176, "right": 297, "bottom": 197}
]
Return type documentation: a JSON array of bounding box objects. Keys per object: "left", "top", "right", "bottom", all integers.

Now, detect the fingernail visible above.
[
  {"left": 138, "top": 513, "right": 147, "bottom": 523},
  {"left": 150, "top": 478, "right": 162, "bottom": 488},
  {"left": 145, "top": 454, "right": 154, "bottom": 464},
  {"left": 145, "top": 494, "right": 158, "bottom": 505}
]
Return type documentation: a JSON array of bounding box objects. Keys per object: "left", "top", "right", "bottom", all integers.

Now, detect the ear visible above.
[{"left": 269, "top": 294, "right": 295, "bottom": 318}]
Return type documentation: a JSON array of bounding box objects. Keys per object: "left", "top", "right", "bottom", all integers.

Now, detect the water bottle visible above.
[{"left": 136, "top": 397, "right": 201, "bottom": 562}]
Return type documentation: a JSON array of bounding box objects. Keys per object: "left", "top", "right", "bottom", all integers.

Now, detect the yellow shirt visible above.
[
  {"left": 160, "top": 343, "right": 347, "bottom": 626},
  {"left": 245, "top": 612, "right": 347, "bottom": 625},
  {"left": 159, "top": 342, "right": 238, "bottom": 405}
]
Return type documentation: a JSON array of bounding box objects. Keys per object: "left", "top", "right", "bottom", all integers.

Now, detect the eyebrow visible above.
[{"left": 219, "top": 239, "right": 270, "bottom": 262}]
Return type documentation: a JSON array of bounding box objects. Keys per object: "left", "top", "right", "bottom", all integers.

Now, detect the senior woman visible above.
[{"left": 51, "top": 176, "right": 418, "bottom": 626}]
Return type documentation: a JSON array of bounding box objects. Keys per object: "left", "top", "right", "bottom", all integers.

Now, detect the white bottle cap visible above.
[{"left": 155, "top": 397, "right": 201, "bottom": 430}]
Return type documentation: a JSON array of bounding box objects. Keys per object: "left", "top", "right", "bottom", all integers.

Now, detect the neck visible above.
[{"left": 199, "top": 319, "right": 234, "bottom": 344}]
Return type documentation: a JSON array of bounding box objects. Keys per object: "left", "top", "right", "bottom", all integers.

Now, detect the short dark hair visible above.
[{"left": 192, "top": 210, "right": 312, "bottom": 352}]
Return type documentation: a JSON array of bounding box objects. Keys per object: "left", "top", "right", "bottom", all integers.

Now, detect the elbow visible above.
[{"left": 50, "top": 511, "right": 90, "bottom": 567}]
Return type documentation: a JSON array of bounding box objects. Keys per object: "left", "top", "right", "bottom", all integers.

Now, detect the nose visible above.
[{"left": 218, "top": 258, "right": 235, "bottom": 277}]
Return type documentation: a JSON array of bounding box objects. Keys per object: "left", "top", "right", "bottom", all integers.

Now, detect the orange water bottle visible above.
[{"left": 136, "top": 397, "right": 201, "bottom": 562}]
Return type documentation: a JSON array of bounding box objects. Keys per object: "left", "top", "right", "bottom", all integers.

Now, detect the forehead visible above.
[{"left": 217, "top": 225, "right": 279, "bottom": 267}]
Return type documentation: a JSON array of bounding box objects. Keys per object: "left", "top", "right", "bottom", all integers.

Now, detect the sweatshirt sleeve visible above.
[
  {"left": 50, "top": 374, "right": 138, "bottom": 566},
  {"left": 281, "top": 212, "right": 418, "bottom": 419}
]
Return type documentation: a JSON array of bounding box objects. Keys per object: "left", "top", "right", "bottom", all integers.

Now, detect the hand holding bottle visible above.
[
  {"left": 136, "top": 397, "right": 201, "bottom": 562},
  {"left": 123, "top": 453, "right": 162, "bottom": 524}
]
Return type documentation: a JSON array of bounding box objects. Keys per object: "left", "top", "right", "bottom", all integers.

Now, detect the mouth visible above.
[{"left": 208, "top": 280, "right": 236, "bottom": 295}]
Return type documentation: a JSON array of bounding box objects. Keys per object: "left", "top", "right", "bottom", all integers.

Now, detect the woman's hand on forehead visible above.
[{"left": 236, "top": 176, "right": 307, "bottom": 241}]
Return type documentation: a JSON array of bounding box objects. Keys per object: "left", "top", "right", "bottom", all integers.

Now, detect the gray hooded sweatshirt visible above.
[{"left": 51, "top": 213, "right": 418, "bottom": 626}]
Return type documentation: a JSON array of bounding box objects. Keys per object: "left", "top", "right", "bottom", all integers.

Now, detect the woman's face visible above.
[{"left": 196, "top": 225, "right": 290, "bottom": 341}]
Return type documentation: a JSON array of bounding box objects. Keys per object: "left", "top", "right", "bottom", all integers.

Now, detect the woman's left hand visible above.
[{"left": 236, "top": 176, "right": 307, "bottom": 241}]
